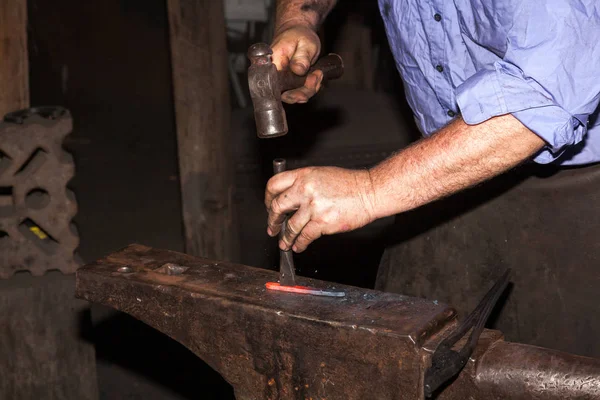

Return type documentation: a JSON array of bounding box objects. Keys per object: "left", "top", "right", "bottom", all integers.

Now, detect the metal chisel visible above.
[{"left": 266, "top": 158, "right": 344, "bottom": 297}]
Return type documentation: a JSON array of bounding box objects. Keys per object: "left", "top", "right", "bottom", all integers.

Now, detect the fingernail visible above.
[
  {"left": 292, "top": 245, "right": 298, "bottom": 252},
  {"left": 279, "top": 242, "right": 288, "bottom": 251},
  {"left": 267, "top": 227, "right": 273, "bottom": 236}
]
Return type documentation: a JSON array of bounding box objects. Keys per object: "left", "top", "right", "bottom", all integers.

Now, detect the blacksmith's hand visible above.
[
  {"left": 265, "top": 166, "right": 376, "bottom": 252},
  {"left": 271, "top": 24, "right": 324, "bottom": 104}
]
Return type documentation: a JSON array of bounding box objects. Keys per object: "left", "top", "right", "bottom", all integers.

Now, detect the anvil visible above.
[{"left": 75, "top": 244, "right": 600, "bottom": 399}]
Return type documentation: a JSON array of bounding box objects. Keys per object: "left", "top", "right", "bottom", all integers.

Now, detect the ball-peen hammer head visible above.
[
  {"left": 247, "top": 43, "right": 344, "bottom": 139},
  {"left": 247, "top": 43, "right": 288, "bottom": 138}
]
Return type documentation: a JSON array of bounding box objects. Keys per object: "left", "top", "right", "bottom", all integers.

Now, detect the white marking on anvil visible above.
[
  {"left": 136, "top": 298, "right": 142, "bottom": 302},
  {"left": 358, "top": 327, "right": 379, "bottom": 334},
  {"left": 321, "top": 376, "right": 334, "bottom": 389},
  {"left": 421, "top": 345, "right": 435, "bottom": 353},
  {"left": 265, "top": 309, "right": 407, "bottom": 338}
]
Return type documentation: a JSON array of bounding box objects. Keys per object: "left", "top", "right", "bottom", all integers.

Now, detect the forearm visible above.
[
  {"left": 367, "top": 114, "right": 545, "bottom": 219},
  {"left": 275, "top": 0, "right": 337, "bottom": 32}
]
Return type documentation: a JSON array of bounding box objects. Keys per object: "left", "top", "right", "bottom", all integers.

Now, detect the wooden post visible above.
[
  {"left": 0, "top": 0, "right": 29, "bottom": 116},
  {"left": 167, "top": 0, "right": 238, "bottom": 260}
]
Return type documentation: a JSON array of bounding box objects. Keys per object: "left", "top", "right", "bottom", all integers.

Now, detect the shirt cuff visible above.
[{"left": 455, "top": 61, "right": 587, "bottom": 164}]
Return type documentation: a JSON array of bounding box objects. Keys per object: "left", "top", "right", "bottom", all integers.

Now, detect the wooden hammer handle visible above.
[{"left": 279, "top": 54, "right": 344, "bottom": 92}]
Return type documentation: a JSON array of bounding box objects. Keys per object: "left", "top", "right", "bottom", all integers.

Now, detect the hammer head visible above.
[{"left": 247, "top": 43, "right": 288, "bottom": 138}]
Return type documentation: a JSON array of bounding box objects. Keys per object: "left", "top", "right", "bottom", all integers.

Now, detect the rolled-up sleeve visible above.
[{"left": 455, "top": 2, "right": 600, "bottom": 164}]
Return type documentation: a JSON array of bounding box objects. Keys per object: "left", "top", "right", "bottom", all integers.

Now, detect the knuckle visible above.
[
  {"left": 321, "top": 210, "right": 338, "bottom": 225},
  {"left": 309, "top": 198, "right": 325, "bottom": 213},
  {"left": 299, "top": 228, "right": 315, "bottom": 242},
  {"left": 286, "top": 221, "right": 299, "bottom": 236},
  {"left": 299, "top": 179, "right": 315, "bottom": 195},
  {"left": 266, "top": 179, "right": 277, "bottom": 195},
  {"left": 270, "top": 198, "right": 282, "bottom": 214}
]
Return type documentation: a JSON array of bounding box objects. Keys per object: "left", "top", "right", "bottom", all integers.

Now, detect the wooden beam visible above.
[
  {"left": 167, "top": 0, "right": 238, "bottom": 260},
  {"left": 0, "top": 0, "right": 29, "bottom": 116},
  {"left": 1, "top": 274, "right": 99, "bottom": 400}
]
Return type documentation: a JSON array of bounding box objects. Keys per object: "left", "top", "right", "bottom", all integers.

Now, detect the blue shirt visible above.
[{"left": 378, "top": 0, "right": 600, "bottom": 165}]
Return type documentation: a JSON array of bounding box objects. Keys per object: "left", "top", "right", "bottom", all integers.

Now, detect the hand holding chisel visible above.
[
  {"left": 265, "top": 158, "right": 345, "bottom": 297},
  {"left": 272, "top": 158, "right": 297, "bottom": 286}
]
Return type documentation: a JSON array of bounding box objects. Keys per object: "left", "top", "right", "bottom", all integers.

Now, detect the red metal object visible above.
[{"left": 265, "top": 282, "right": 345, "bottom": 297}]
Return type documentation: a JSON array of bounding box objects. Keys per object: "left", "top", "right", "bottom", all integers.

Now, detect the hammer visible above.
[{"left": 247, "top": 42, "right": 344, "bottom": 138}]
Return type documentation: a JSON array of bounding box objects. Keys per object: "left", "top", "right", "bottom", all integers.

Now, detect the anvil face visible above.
[{"left": 76, "top": 245, "right": 600, "bottom": 400}]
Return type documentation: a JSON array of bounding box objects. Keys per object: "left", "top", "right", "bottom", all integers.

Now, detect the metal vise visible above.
[
  {"left": 75, "top": 245, "right": 600, "bottom": 399},
  {"left": 247, "top": 43, "right": 344, "bottom": 138}
]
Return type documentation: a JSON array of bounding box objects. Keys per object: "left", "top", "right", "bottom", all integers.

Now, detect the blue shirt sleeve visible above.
[{"left": 455, "top": 2, "right": 600, "bottom": 164}]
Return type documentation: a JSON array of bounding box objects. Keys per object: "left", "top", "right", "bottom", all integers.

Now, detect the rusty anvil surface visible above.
[{"left": 75, "top": 245, "right": 600, "bottom": 400}]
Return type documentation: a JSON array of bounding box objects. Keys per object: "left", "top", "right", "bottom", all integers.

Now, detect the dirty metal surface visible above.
[
  {"left": 476, "top": 342, "right": 600, "bottom": 399},
  {"left": 76, "top": 245, "right": 600, "bottom": 400},
  {"left": 439, "top": 340, "right": 600, "bottom": 400},
  {"left": 0, "top": 107, "right": 80, "bottom": 278},
  {"left": 76, "top": 244, "right": 457, "bottom": 400}
]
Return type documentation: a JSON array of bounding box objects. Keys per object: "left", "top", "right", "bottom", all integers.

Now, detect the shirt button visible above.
[
  {"left": 434, "top": 13, "right": 442, "bottom": 22},
  {"left": 447, "top": 110, "right": 456, "bottom": 117},
  {"left": 436, "top": 65, "right": 444, "bottom": 72},
  {"left": 383, "top": 2, "right": 391, "bottom": 17}
]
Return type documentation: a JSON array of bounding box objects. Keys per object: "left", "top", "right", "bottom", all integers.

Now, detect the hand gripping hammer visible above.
[{"left": 247, "top": 42, "right": 344, "bottom": 138}]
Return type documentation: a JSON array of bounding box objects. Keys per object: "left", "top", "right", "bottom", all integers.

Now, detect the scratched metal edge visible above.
[{"left": 76, "top": 244, "right": 457, "bottom": 345}]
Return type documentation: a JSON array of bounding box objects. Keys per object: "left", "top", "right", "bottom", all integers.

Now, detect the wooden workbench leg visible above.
[
  {"left": 0, "top": 0, "right": 29, "bottom": 116},
  {"left": 167, "top": 0, "right": 239, "bottom": 261}
]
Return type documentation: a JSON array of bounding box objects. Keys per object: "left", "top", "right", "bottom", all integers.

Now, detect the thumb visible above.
[{"left": 289, "top": 41, "right": 318, "bottom": 75}]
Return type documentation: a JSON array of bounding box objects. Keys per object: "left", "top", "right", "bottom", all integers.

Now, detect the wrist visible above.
[
  {"left": 275, "top": 0, "right": 336, "bottom": 33},
  {"left": 357, "top": 169, "right": 379, "bottom": 224},
  {"left": 274, "top": 20, "right": 318, "bottom": 37},
  {"left": 366, "top": 156, "right": 419, "bottom": 220}
]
